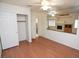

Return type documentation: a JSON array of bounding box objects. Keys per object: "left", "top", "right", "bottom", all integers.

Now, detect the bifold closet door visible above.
[
  {"left": 0, "top": 12, "right": 19, "bottom": 49},
  {"left": 17, "top": 15, "right": 28, "bottom": 41}
]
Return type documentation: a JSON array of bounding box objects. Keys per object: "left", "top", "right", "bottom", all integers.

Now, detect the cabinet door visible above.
[
  {"left": 64, "top": 25, "right": 72, "bottom": 33},
  {"left": 0, "top": 12, "right": 19, "bottom": 49}
]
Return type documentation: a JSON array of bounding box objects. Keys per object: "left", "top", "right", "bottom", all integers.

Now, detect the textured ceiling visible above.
[{"left": 0, "top": 0, "right": 79, "bottom": 13}]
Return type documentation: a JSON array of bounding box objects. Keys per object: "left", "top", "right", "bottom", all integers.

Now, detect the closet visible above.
[{"left": 17, "top": 14, "right": 28, "bottom": 41}]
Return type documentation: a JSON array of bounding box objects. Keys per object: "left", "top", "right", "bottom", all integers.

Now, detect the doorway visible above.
[{"left": 17, "top": 14, "right": 28, "bottom": 41}]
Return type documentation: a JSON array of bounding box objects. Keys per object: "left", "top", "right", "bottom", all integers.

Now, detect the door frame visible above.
[{"left": 17, "top": 14, "right": 28, "bottom": 42}]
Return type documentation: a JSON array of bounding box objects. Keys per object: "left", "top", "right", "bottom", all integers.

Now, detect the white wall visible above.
[
  {"left": 31, "top": 11, "right": 79, "bottom": 50},
  {"left": 0, "top": 3, "right": 32, "bottom": 49},
  {"left": 31, "top": 11, "right": 37, "bottom": 38},
  {"left": 31, "top": 11, "right": 46, "bottom": 38}
]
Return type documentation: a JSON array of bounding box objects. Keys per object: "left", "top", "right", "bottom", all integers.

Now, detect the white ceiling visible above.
[{"left": 1, "top": 0, "right": 79, "bottom": 13}]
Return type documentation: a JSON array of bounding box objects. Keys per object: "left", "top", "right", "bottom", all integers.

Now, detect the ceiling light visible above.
[
  {"left": 52, "top": 14, "right": 55, "bottom": 16},
  {"left": 41, "top": 0, "right": 58, "bottom": 16},
  {"left": 48, "top": 10, "right": 57, "bottom": 15},
  {"left": 41, "top": 5, "right": 51, "bottom": 11},
  {"left": 47, "top": 12, "right": 55, "bottom": 16},
  {"left": 51, "top": 11, "right": 58, "bottom": 14},
  {"left": 41, "top": 0, "right": 51, "bottom": 11}
]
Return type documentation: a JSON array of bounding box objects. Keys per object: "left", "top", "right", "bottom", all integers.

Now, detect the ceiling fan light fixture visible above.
[
  {"left": 41, "top": 0, "right": 57, "bottom": 17},
  {"left": 51, "top": 11, "right": 58, "bottom": 14},
  {"left": 41, "top": 5, "right": 51, "bottom": 11},
  {"left": 41, "top": 0, "right": 51, "bottom": 11},
  {"left": 48, "top": 10, "right": 57, "bottom": 15},
  {"left": 47, "top": 12, "right": 55, "bottom": 16},
  {"left": 52, "top": 14, "right": 55, "bottom": 16}
]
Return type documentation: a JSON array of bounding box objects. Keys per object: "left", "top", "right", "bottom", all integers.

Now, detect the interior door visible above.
[
  {"left": 0, "top": 12, "right": 19, "bottom": 49},
  {"left": 17, "top": 15, "right": 28, "bottom": 41}
]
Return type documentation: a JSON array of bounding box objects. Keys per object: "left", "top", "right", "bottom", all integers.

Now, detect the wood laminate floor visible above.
[{"left": 2, "top": 36, "right": 79, "bottom": 58}]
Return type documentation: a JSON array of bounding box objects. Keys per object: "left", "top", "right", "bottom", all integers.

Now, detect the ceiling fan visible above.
[
  {"left": 27, "top": 0, "right": 77, "bottom": 17},
  {"left": 57, "top": 13, "right": 70, "bottom": 16}
]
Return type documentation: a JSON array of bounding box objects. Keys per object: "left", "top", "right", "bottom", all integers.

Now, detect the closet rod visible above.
[{"left": 17, "top": 21, "right": 26, "bottom": 22}]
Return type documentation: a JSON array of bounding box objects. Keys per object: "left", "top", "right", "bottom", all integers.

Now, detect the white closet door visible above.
[
  {"left": 17, "top": 15, "right": 28, "bottom": 41},
  {"left": 0, "top": 12, "right": 19, "bottom": 49}
]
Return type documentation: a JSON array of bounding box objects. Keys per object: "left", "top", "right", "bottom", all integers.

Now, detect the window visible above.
[
  {"left": 74, "top": 20, "right": 78, "bottom": 28},
  {"left": 48, "top": 19, "right": 55, "bottom": 26}
]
